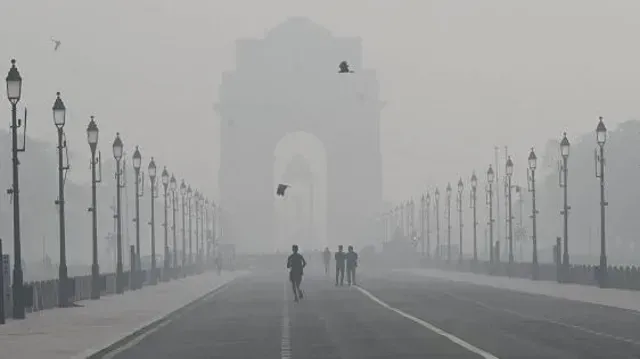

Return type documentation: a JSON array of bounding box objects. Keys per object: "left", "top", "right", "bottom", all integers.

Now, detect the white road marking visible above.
[
  {"left": 440, "top": 289, "right": 640, "bottom": 346},
  {"left": 281, "top": 281, "right": 292, "bottom": 359},
  {"left": 355, "top": 286, "right": 500, "bottom": 359},
  {"left": 100, "top": 285, "right": 229, "bottom": 359}
]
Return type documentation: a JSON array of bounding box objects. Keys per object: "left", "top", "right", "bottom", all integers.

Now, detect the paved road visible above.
[{"left": 108, "top": 269, "right": 640, "bottom": 358}]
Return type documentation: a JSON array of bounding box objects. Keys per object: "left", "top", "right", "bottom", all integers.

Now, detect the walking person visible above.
[
  {"left": 323, "top": 247, "right": 331, "bottom": 275},
  {"left": 287, "top": 244, "right": 306, "bottom": 302},
  {"left": 346, "top": 245, "right": 358, "bottom": 286},
  {"left": 335, "top": 245, "right": 346, "bottom": 286}
]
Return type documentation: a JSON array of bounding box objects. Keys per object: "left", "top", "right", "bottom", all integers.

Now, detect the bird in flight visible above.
[
  {"left": 276, "top": 184, "right": 290, "bottom": 197},
  {"left": 339, "top": 61, "right": 353, "bottom": 73},
  {"left": 51, "top": 37, "right": 61, "bottom": 51}
]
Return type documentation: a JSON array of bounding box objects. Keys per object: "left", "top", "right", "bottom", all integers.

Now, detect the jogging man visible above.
[
  {"left": 335, "top": 245, "right": 346, "bottom": 286},
  {"left": 346, "top": 245, "right": 358, "bottom": 286},
  {"left": 323, "top": 247, "right": 331, "bottom": 275},
  {"left": 287, "top": 244, "right": 306, "bottom": 302}
]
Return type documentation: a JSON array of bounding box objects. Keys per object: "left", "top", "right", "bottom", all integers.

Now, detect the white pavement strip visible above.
[
  {"left": 355, "top": 286, "right": 500, "bottom": 359},
  {"left": 441, "top": 289, "right": 640, "bottom": 347},
  {"left": 100, "top": 286, "right": 230, "bottom": 359},
  {"left": 281, "top": 281, "right": 292, "bottom": 359}
]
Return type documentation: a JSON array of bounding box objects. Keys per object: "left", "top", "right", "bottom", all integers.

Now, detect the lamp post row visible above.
[
  {"left": 3, "top": 59, "right": 219, "bottom": 319},
  {"left": 390, "top": 117, "right": 609, "bottom": 288}
]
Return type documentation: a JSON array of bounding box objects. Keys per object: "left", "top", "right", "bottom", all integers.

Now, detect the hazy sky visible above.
[{"left": 1, "top": 0, "right": 640, "bottom": 203}]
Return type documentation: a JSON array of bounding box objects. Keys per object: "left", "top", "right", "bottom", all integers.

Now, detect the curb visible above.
[{"left": 83, "top": 275, "right": 240, "bottom": 359}]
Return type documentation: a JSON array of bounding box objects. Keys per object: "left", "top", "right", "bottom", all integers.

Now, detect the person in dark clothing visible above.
[
  {"left": 287, "top": 244, "right": 306, "bottom": 302},
  {"left": 346, "top": 245, "right": 358, "bottom": 286},
  {"left": 323, "top": 247, "right": 331, "bottom": 275},
  {"left": 335, "top": 245, "right": 346, "bottom": 286}
]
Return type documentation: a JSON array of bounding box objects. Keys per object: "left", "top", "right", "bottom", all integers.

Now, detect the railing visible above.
[
  {"left": 423, "top": 258, "right": 640, "bottom": 291},
  {"left": 9, "top": 264, "right": 206, "bottom": 315}
]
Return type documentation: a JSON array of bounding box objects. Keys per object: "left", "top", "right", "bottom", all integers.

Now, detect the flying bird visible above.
[
  {"left": 276, "top": 184, "right": 290, "bottom": 197},
  {"left": 51, "top": 37, "right": 61, "bottom": 51},
  {"left": 338, "top": 61, "right": 353, "bottom": 74}
]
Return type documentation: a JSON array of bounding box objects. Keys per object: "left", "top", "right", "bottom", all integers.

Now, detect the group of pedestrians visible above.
[
  {"left": 323, "top": 245, "right": 358, "bottom": 286},
  {"left": 286, "top": 244, "right": 360, "bottom": 302}
]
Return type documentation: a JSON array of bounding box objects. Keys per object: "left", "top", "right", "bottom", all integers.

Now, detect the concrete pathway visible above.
[
  {"left": 400, "top": 268, "right": 640, "bottom": 313},
  {"left": 0, "top": 270, "right": 244, "bottom": 359}
]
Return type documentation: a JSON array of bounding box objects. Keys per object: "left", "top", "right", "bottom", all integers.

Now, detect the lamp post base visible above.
[
  {"left": 58, "top": 264, "right": 69, "bottom": 307},
  {"left": 599, "top": 255, "right": 608, "bottom": 288},
  {"left": 91, "top": 263, "right": 100, "bottom": 300},
  {"left": 12, "top": 268, "right": 25, "bottom": 319}
]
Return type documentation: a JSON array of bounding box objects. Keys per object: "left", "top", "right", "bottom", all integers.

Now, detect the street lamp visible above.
[
  {"left": 194, "top": 190, "right": 200, "bottom": 266},
  {"left": 132, "top": 146, "right": 143, "bottom": 289},
  {"left": 506, "top": 156, "right": 514, "bottom": 268},
  {"left": 420, "top": 195, "right": 426, "bottom": 256},
  {"left": 112, "top": 133, "right": 124, "bottom": 294},
  {"left": 200, "top": 193, "right": 206, "bottom": 266},
  {"left": 595, "top": 117, "right": 608, "bottom": 287},
  {"left": 87, "top": 116, "right": 101, "bottom": 299},
  {"left": 7, "top": 59, "right": 25, "bottom": 319},
  {"left": 187, "top": 185, "right": 193, "bottom": 265},
  {"left": 180, "top": 180, "right": 187, "bottom": 267},
  {"left": 470, "top": 172, "right": 478, "bottom": 263},
  {"left": 161, "top": 167, "right": 170, "bottom": 280},
  {"left": 457, "top": 178, "right": 464, "bottom": 264},
  {"left": 527, "top": 147, "right": 539, "bottom": 280},
  {"left": 425, "top": 193, "right": 431, "bottom": 258},
  {"left": 53, "top": 92, "right": 70, "bottom": 307},
  {"left": 446, "top": 183, "right": 452, "bottom": 263},
  {"left": 487, "top": 165, "right": 495, "bottom": 264},
  {"left": 148, "top": 157, "right": 158, "bottom": 284},
  {"left": 560, "top": 132, "right": 570, "bottom": 276},
  {"left": 170, "top": 174, "right": 178, "bottom": 270},
  {"left": 434, "top": 188, "right": 440, "bottom": 259}
]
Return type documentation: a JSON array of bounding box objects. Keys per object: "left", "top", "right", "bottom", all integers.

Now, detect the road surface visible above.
[{"left": 108, "top": 270, "right": 640, "bottom": 358}]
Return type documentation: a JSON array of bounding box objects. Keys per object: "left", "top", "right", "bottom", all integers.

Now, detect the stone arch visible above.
[{"left": 216, "top": 17, "right": 383, "bottom": 253}]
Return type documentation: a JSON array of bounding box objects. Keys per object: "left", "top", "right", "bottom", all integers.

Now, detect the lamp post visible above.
[
  {"left": 148, "top": 158, "right": 158, "bottom": 285},
  {"left": 161, "top": 167, "right": 169, "bottom": 280},
  {"left": 132, "top": 146, "right": 143, "bottom": 289},
  {"left": 506, "top": 156, "right": 514, "bottom": 268},
  {"left": 434, "top": 188, "right": 440, "bottom": 259},
  {"left": 487, "top": 165, "right": 495, "bottom": 264},
  {"left": 200, "top": 194, "right": 206, "bottom": 265},
  {"left": 595, "top": 117, "right": 608, "bottom": 287},
  {"left": 560, "top": 132, "right": 571, "bottom": 276},
  {"left": 194, "top": 190, "right": 200, "bottom": 266},
  {"left": 170, "top": 175, "right": 178, "bottom": 270},
  {"left": 457, "top": 178, "right": 464, "bottom": 264},
  {"left": 112, "top": 133, "right": 124, "bottom": 294},
  {"left": 180, "top": 180, "right": 187, "bottom": 267},
  {"left": 187, "top": 185, "right": 193, "bottom": 265},
  {"left": 87, "top": 116, "right": 101, "bottom": 299},
  {"left": 53, "top": 92, "right": 70, "bottom": 307},
  {"left": 425, "top": 193, "right": 431, "bottom": 258},
  {"left": 470, "top": 172, "right": 478, "bottom": 263},
  {"left": 204, "top": 198, "right": 210, "bottom": 264},
  {"left": 6, "top": 59, "right": 25, "bottom": 319},
  {"left": 527, "top": 147, "right": 539, "bottom": 280},
  {"left": 446, "top": 183, "right": 452, "bottom": 263},
  {"left": 420, "top": 195, "right": 426, "bottom": 256}
]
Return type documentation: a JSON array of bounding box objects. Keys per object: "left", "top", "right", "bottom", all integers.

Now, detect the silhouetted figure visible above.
[
  {"left": 346, "top": 245, "right": 358, "bottom": 286},
  {"left": 323, "top": 247, "right": 331, "bottom": 275},
  {"left": 335, "top": 245, "right": 346, "bottom": 286},
  {"left": 338, "top": 61, "right": 353, "bottom": 73},
  {"left": 287, "top": 244, "right": 306, "bottom": 302},
  {"left": 276, "top": 184, "right": 290, "bottom": 197}
]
